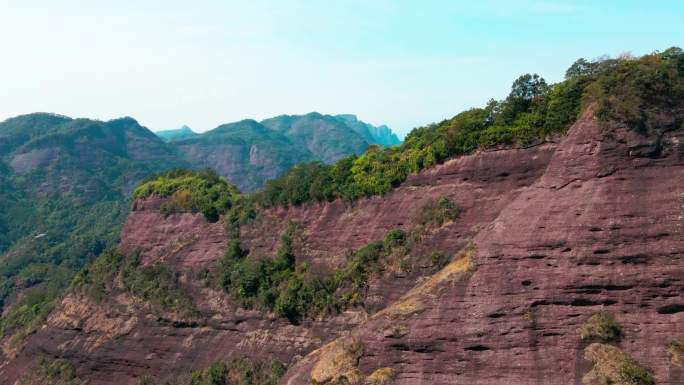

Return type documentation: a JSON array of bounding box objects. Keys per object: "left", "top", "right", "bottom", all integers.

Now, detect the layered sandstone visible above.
[
  {"left": 1, "top": 114, "right": 682, "bottom": 385},
  {"left": 282, "top": 114, "right": 684, "bottom": 384}
]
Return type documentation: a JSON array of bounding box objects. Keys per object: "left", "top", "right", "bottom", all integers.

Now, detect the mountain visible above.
[
  {"left": 261, "top": 112, "right": 371, "bottom": 163},
  {"left": 169, "top": 113, "right": 400, "bottom": 191},
  {"left": 2, "top": 49, "right": 682, "bottom": 385},
  {"left": 0, "top": 113, "right": 189, "bottom": 336},
  {"left": 155, "top": 125, "right": 197, "bottom": 142},
  {"left": 334, "top": 114, "right": 402, "bottom": 147},
  {"left": 170, "top": 119, "right": 316, "bottom": 193}
]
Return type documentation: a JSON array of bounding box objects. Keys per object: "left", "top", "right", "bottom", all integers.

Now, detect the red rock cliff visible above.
[
  {"left": 281, "top": 114, "right": 684, "bottom": 384},
  {"left": 1, "top": 114, "right": 682, "bottom": 385}
]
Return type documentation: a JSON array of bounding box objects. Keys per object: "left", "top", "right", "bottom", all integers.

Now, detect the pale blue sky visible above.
[{"left": 0, "top": 1, "right": 682, "bottom": 137}]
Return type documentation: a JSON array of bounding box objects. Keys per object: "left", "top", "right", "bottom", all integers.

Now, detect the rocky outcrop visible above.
[
  {"left": 121, "top": 196, "right": 228, "bottom": 267},
  {"left": 1, "top": 114, "right": 682, "bottom": 385},
  {"left": 9, "top": 147, "right": 61, "bottom": 174}
]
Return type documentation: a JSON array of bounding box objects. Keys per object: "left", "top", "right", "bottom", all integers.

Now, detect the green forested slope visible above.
[{"left": 0, "top": 114, "right": 189, "bottom": 338}]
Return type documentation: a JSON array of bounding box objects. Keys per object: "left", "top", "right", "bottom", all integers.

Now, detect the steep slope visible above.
[
  {"left": 261, "top": 112, "right": 371, "bottom": 163},
  {"left": 281, "top": 113, "right": 684, "bottom": 385},
  {"left": 170, "top": 119, "right": 316, "bottom": 192}
]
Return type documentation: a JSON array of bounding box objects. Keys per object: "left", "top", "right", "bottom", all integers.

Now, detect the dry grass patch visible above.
[
  {"left": 311, "top": 336, "right": 364, "bottom": 385},
  {"left": 373, "top": 247, "right": 475, "bottom": 322},
  {"left": 669, "top": 338, "right": 684, "bottom": 366},
  {"left": 582, "top": 343, "right": 653, "bottom": 385},
  {"left": 365, "top": 367, "right": 396, "bottom": 385}
]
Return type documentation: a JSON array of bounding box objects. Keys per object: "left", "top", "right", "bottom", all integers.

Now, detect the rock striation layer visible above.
[{"left": 281, "top": 114, "right": 684, "bottom": 385}]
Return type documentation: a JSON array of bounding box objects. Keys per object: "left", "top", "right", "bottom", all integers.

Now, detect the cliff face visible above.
[
  {"left": 281, "top": 114, "right": 684, "bottom": 385},
  {"left": 1, "top": 114, "right": 682, "bottom": 385}
]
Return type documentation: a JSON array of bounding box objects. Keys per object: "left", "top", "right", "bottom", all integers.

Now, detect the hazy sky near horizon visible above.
[{"left": 1, "top": 1, "right": 682, "bottom": 137}]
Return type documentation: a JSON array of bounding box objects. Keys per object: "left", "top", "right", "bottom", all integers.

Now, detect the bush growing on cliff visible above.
[
  {"left": 0, "top": 264, "right": 73, "bottom": 339},
  {"left": 584, "top": 48, "right": 684, "bottom": 135},
  {"left": 73, "top": 248, "right": 197, "bottom": 317},
  {"left": 416, "top": 196, "right": 461, "bottom": 228},
  {"left": 121, "top": 257, "right": 197, "bottom": 315},
  {"left": 135, "top": 358, "right": 285, "bottom": 385},
  {"left": 579, "top": 312, "right": 622, "bottom": 342},
  {"left": 218, "top": 225, "right": 397, "bottom": 323},
  {"left": 17, "top": 358, "right": 84, "bottom": 385},
  {"left": 384, "top": 229, "right": 407, "bottom": 248},
  {"left": 195, "top": 358, "right": 286, "bottom": 385},
  {"left": 133, "top": 168, "right": 239, "bottom": 222}
]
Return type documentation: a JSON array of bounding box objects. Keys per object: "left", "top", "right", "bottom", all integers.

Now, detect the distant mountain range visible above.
[
  {"left": 0, "top": 111, "right": 399, "bottom": 316},
  {"left": 157, "top": 112, "right": 401, "bottom": 191}
]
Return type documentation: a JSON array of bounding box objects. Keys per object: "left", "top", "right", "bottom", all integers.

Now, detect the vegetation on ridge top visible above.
[
  {"left": 133, "top": 168, "right": 240, "bottom": 222},
  {"left": 255, "top": 47, "right": 684, "bottom": 207}
]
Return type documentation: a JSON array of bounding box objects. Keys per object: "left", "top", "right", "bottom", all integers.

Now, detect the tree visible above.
[
  {"left": 565, "top": 58, "right": 596, "bottom": 79},
  {"left": 662, "top": 46, "right": 684, "bottom": 73},
  {"left": 494, "top": 74, "right": 549, "bottom": 125},
  {"left": 274, "top": 225, "right": 296, "bottom": 271},
  {"left": 224, "top": 239, "right": 247, "bottom": 260},
  {"left": 509, "top": 74, "right": 549, "bottom": 100}
]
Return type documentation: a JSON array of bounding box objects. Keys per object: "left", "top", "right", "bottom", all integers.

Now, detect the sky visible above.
[{"left": 0, "top": 1, "right": 682, "bottom": 138}]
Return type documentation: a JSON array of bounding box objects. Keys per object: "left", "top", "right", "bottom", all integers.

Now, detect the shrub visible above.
[
  {"left": 583, "top": 49, "right": 684, "bottom": 135},
  {"left": 384, "top": 229, "right": 406, "bottom": 248},
  {"left": 219, "top": 228, "right": 394, "bottom": 323},
  {"left": 189, "top": 358, "right": 285, "bottom": 385},
  {"left": 73, "top": 248, "right": 197, "bottom": 317},
  {"left": 416, "top": 196, "right": 461, "bottom": 228},
  {"left": 224, "top": 239, "right": 247, "bottom": 260},
  {"left": 366, "top": 367, "right": 396, "bottom": 385},
  {"left": 122, "top": 259, "right": 197, "bottom": 316},
  {"left": 579, "top": 312, "right": 621, "bottom": 342},
  {"left": 27, "top": 358, "right": 83, "bottom": 385},
  {"left": 0, "top": 264, "right": 73, "bottom": 339},
  {"left": 137, "top": 358, "right": 285, "bottom": 385}
]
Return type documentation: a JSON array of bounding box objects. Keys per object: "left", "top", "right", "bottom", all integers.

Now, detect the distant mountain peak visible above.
[
  {"left": 155, "top": 125, "right": 197, "bottom": 142},
  {"left": 333, "top": 114, "right": 401, "bottom": 147},
  {"left": 335, "top": 113, "right": 358, "bottom": 122}
]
